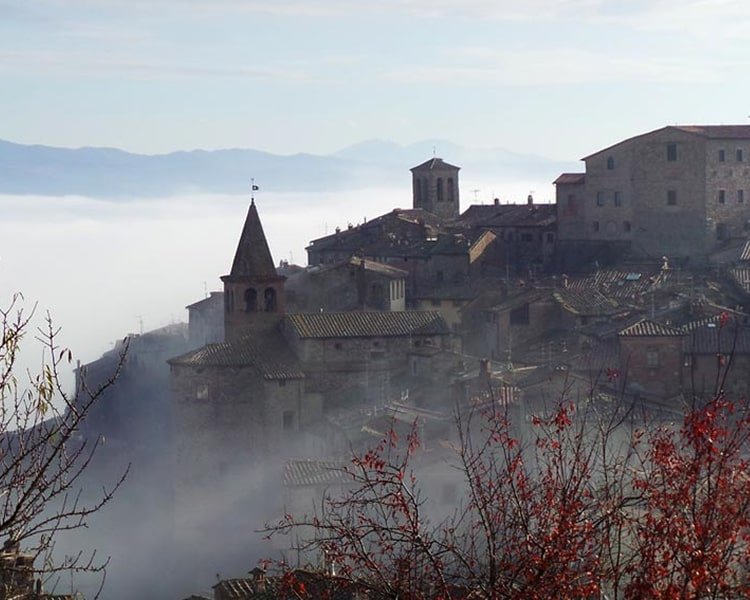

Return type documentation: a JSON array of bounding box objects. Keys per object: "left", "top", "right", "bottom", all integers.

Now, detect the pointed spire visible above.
[{"left": 227, "top": 202, "right": 277, "bottom": 279}]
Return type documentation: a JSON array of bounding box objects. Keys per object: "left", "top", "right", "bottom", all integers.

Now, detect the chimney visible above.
[
  {"left": 250, "top": 567, "right": 267, "bottom": 593},
  {"left": 494, "top": 198, "right": 500, "bottom": 206},
  {"left": 562, "top": 274, "right": 569, "bottom": 289},
  {"left": 479, "top": 359, "right": 491, "bottom": 386},
  {"left": 527, "top": 193, "right": 534, "bottom": 206}
]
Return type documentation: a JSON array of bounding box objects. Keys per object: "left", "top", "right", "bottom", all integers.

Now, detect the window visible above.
[
  {"left": 414, "top": 179, "right": 421, "bottom": 206},
  {"left": 719, "top": 189, "right": 726, "bottom": 204},
  {"left": 520, "top": 233, "right": 533, "bottom": 242},
  {"left": 739, "top": 189, "right": 745, "bottom": 203},
  {"left": 282, "top": 410, "right": 295, "bottom": 431},
  {"left": 607, "top": 156, "right": 615, "bottom": 170},
  {"left": 719, "top": 149, "right": 726, "bottom": 162},
  {"left": 278, "top": 379, "right": 286, "bottom": 387},
  {"left": 436, "top": 178, "right": 444, "bottom": 202},
  {"left": 546, "top": 232, "right": 555, "bottom": 243},
  {"left": 244, "top": 288, "right": 258, "bottom": 312},
  {"left": 509, "top": 303, "right": 530, "bottom": 325},
  {"left": 624, "top": 221, "right": 632, "bottom": 232},
  {"left": 596, "top": 191, "right": 606, "bottom": 206},
  {"left": 738, "top": 149, "right": 744, "bottom": 162},
  {"left": 614, "top": 191, "right": 623, "bottom": 207},
  {"left": 646, "top": 349, "right": 660, "bottom": 368},
  {"left": 263, "top": 287, "right": 277, "bottom": 312},
  {"left": 195, "top": 384, "right": 209, "bottom": 400},
  {"left": 436, "top": 270, "right": 444, "bottom": 283},
  {"left": 447, "top": 178, "right": 455, "bottom": 202},
  {"left": 593, "top": 221, "right": 600, "bottom": 233},
  {"left": 334, "top": 342, "right": 342, "bottom": 350},
  {"left": 667, "top": 190, "right": 677, "bottom": 205},
  {"left": 667, "top": 143, "right": 677, "bottom": 161}
]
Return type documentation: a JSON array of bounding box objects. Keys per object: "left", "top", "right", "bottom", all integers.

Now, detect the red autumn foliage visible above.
[{"left": 266, "top": 389, "right": 750, "bottom": 600}]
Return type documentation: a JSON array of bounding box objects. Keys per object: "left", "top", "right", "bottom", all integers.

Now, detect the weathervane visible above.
[{"left": 251, "top": 178, "right": 260, "bottom": 203}]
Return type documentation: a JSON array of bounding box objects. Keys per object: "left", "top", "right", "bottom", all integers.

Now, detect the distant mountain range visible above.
[{"left": 0, "top": 138, "right": 577, "bottom": 198}]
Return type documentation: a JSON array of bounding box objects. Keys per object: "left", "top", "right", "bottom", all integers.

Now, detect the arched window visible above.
[
  {"left": 264, "top": 287, "right": 277, "bottom": 312},
  {"left": 447, "top": 178, "right": 455, "bottom": 202},
  {"left": 606, "top": 156, "right": 615, "bottom": 170},
  {"left": 421, "top": 178, "right": 428, "bottom": 204},
  {"left": 436, "top": 178, "right": 444, "bottom": 202},
  {"left": 244, "top": 288, "right": 257, "bottom": 312},
  {"left": 415, "top": 179, "right": 422, "bottom": 206}
]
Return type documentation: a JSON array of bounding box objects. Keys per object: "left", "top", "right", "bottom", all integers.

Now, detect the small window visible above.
[
  {"left": 738, "top": 149, "right": 744, "bottom": 162},
  {"left": 614, "top": 191, "right": 623, "bottom": 207},
  {"left": 719, "top": 149, "right": 726, "bottom": 162},
  {"left": 196, "top": 384, "right": 209, "bottom": 400},
  {"left": 739, "top": 189, "right": 745, "bottom": 204},
  {"left": 646, "top": 349, "right": 660, "bottom": 368},
  {"left": 510, "top": 304, "right": 530, "bottom": 325},
  {"left": 436, "top": 271, "right": 444, "bottom": 283},
  {"left": 606, "top": 156, "right": 615, "bottom": 170},
  {"left": 593, "top": 221, "right": 600, "bottom": 233},
  {"left": 521, "top": 233, "right": 533, "bottom": 242},
  {"left": 567, "top": 194, "right": 576, "bottom": 206},
  {"left": 436, "top": 178, "right": 444, "bottom": 202},
  {"left": 278, "top": 379, "right": 286, "bottom": 387},
  {"left": 667, "top": 190, "right": 677, "bottom": 206},
  {"left": 596, "top": 191, "right": 606, "bottom": 207},
  {"left": 546, "top": 232, "right": 554, "bottom": 243},
  {"left": 283, "top": 410, "right": 295, "bottom": 431},
  {"left": 667, "top": 143, "right": 677, "bottom": 162},
  {"left": 624, "top": 221, "right": 632, "bottom": 232},
  {"left": 719, "top": 189, "right": 726, "bottom": 204},
  {"left": 334, "top": 342, "right": 342, "bottom": 350}
]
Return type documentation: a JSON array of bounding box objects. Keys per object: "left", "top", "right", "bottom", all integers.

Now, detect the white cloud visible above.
[{"left": 384, "top": 47, "right": 734, "bottom": 86}]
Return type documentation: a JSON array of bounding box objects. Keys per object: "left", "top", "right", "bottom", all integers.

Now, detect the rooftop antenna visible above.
[
  {"left": 203, "top": 281, "right": 208, "bottom": 299},
  {"left": 135, "top": 315, "right": 144, "bottom": 335},
  {"left": 432, "top": 145, "right": 437, "bottom": 158},
  {"left": 471, "top": 189, "right": 481, "bottom": 203}
]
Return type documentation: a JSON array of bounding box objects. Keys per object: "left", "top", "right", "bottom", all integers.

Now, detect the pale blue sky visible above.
[{"left": 2, "top": 0, "right": 750, "bottom": 159}]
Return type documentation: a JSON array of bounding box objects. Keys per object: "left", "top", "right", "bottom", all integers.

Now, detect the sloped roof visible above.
[
  {"left": 410, "top": 157, "right": 460, "bottom": 171},
  {"left": 213, "top": 578, "right": 257, "bottom": 599},
  {"left": 226, "top": 201, "right": 279, "bottom": 280},
  {"left": 553, "top": 173, "right": 585, "bottom": 185},
  {"left": 674, "top": 125, "right": 750, "bottom": 139},
  {"left": 553, "top": 287, "right": 619, "bottom": 316},
  {"left": 583, "top": 125, "right": 750, "bottom": 160},
  {"left": 285, "top": 311, "right": 449, "bottom": 339},
  {"left": 283, "top": 459, "right": 350, "bottom": 487},
  {"left": 741, "top": 241, "right": 750, "bottom": 262},
  {"left": 729, "top": 266, "right": 750, "bottom": 295},
  {"left": 168, "top": 332, "right": 304, "bottom": 379},
  {"left": 619, "top": 320, "right": 682, "bottom": 337},
  {"left": 684, "top": 324, "right": 750, "bottom": 354},
  {"left": 456, "top": 203, "right": 556, "bottom": 228}
]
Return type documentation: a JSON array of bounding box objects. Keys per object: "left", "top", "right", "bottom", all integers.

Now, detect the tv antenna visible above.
[{"left": 471, "top": 189, "right": 481, "bottom": 203}]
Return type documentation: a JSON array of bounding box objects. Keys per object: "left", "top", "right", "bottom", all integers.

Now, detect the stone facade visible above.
[
  {"left": 411, "top": 157, "right": 460, "bottom": 220},
  {"left": 556, "top": 125, "right": 750, "bottom": 266}
]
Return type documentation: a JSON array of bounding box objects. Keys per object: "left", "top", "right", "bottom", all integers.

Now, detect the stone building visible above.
[
  {"left": 169, "top": 199, "right": 453, "bottom": 533},
  {"left": 555, "top": 125, "right": 750, "bottom": 269},
  {"left": 285, "top": 257, "right": 407, "bottom": 313},
  {"left": 411, "top": 157, "right": 460, "bottom": 220}
]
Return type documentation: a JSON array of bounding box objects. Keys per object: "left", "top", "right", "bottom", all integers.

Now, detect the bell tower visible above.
[
  {"left": 220, "top": 200, "right": 286, "bottom": 342},
  {"left": 410, "top": 157, "right": 460, "bottom": 220}
]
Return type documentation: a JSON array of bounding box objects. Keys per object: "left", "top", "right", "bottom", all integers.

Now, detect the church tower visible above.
[
  {"left": 220, "top": 200, "right": 286, "bottom": 342},
  {"left": 410, "top": 157, "right": 460, "bottom": 220}
]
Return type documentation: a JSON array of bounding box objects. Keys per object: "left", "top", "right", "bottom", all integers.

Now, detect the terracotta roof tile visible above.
[
  {"left": 213, "top": 578, "right": 256, "bottom": 599},
  {"left": 410, "top": 157, "right": 460, "bottom": 171},
  {"left": 619, "top": 320, "right": 682, "bottom": 337},
  {"left": 169, "top": 333, "right": 304, "bottom": 380},
  {"left": 283, "top": 459, "right": 351, "bottom": 487},
  {"left": 285, "top": 311, "right": 449, "bottom": 339},
  {"left": 553, "top": 173, "right": 585, "bottom": 185}
]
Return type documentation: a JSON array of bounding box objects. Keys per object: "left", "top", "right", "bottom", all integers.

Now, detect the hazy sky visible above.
[{"left": 3, "top": 0, "right": 750, "bottom": 159}]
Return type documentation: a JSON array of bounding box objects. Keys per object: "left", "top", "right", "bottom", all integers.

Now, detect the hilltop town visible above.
[{"left": 77, "top": 125, "right": 750, "bottom": 598}]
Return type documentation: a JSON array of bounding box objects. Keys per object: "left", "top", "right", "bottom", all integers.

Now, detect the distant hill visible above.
[{"left": 0, "top": 138, "right": 577, "bottom": 199}]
